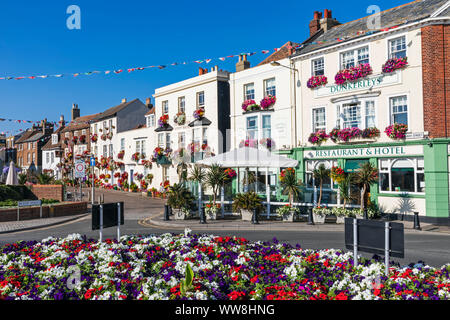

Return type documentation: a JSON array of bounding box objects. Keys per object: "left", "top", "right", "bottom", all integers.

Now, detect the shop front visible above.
[{"left": 288, "top": 140, "right": 450, "bottom": 223}]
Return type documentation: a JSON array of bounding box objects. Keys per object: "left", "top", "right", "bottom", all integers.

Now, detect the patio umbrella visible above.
[{"left": 6, "top": 161, "right": 18, "bottom": 185}]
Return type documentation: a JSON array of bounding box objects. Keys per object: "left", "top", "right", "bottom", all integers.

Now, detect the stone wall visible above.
[{"left": 31, "top": 184, "right": 64, "bottom": 202}]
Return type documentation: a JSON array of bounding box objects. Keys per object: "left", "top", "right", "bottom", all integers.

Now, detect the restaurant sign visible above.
[
  {"left": 314, "top": 71, "right": 401, "bottom": 98},
  {"left": 304, "top": 145, "right": 423, "bottom": 160}
]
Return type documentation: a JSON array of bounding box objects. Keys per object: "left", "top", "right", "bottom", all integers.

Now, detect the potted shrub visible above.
[
  {"left": 232, "top": 191, "right": 264, "bottom": 221},
  {"left": 312, "top": 206, "right": 330, "bottom": 224},
  {"left": 353, "top": 162, "right": 378, "bottom": 219},
  {"left": 167, "top": 183, "right": 195, "bottom": 220},
  {"left": 276, "top": 204, "right": 300, "bottom": 222},
  {"left": 331, "top": 207, "right": 351, "bottom": 224},
  {"left": 205, "top": 203, "right": 221, "bottom": 220}
]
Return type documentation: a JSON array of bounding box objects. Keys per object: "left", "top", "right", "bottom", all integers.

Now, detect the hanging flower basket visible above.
[
  {"left": 260, "top": 95, "right": 276, "bottom": 110},
  {"left": 158, "top": 114, "right": 169, "bottom": 128},
  {"left": 91, "top": 134, "right": 98, "bottom": 143},
  {"left": 78, "top": 135, "right": 86, "bottom": 144},
  {"left": 101, "top": 134, "right": 107, "bottom": 141},
  {"left": 72, "top": 136, "right": 78, "bottom": 144},
  {"left": 308, "top": 130, "right": 329, "bottom": 145},
  {"left": 239, "top": 139, "right": 258, "bottom": 148},
  {"left": 117, "top": 150, "right": 125, "bottom": 160},
  {"left": 224, "top": 168, "right": 236, "bottom": 179},
  {"left": 131, "top": 152, "right": 141, "bottom": 162},
  {"left": 193, "top": 108, "right": 205, "bottom": 120},
  {"left": 385, "top": 123, "right": 408, "bottom": 139},
  {"left": 330, "top": 166, "right": 345, "bottom": 183},
  {"left": 382, "top": 57, "right": 408, "bottom": 73},
  {"left": 307, "top": 75, "right": 328, "bottom": 89},
  {"left": 107, "top": 132, "right": 113, "bottom": 140},
  {"left": 334, "top": 64, "right": 372, "bottom": 85},
  {"left": 174, "top": 112, "right": 186, "bottom": 125}
]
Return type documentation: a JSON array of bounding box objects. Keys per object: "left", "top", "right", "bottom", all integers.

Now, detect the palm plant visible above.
[
  {"left": 280, "top": 169, "right": 303, "bottom": 206},
  {"left": 176, "top": 162, "right": 188, "bottom": 184},
  {"left": 37, "top": 173, "right": 54, "bottom": 185},
  {"left": 232, "top": 191, "right": 263, "bottom": 213},
  {"left": 353, "top": 162, "right": 378, "bottom": 213},
  {"left": 242, "top": 169, "right": 256, "bottom": 191},
  {"left": 189, "top": 165, "right": 205, "bottom": 211},
  {"left": 167, "top": 183, "right": 195, "bottom": 211},
  {"left": 338, "top": 173, "right": 353, "bottom": 209},
  {"left": 204, "top": 164, "right": 226, "bottom": 205},
  {"left": 18, "top": 173, "right": 27, "bottom": 185},
  {"left": 313, "top": 164, "right": 330, "bottom": 207}
]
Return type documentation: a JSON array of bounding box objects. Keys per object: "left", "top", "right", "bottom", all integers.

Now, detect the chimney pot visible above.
[{"left": 122, "top": 98, "right": 127, "bottom": 103}]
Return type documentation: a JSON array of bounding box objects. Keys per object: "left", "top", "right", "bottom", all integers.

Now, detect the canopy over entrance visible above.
[{"left": 196, "top": 147, "right": 298, "bottom": 168}]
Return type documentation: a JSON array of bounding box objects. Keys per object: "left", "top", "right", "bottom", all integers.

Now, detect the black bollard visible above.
[
  {"left": 169, "top": 205, "right": 173, "bottom": 216},
  {"left": 200, "top": 206, "right": 207, "bottom": 224},
  {"left": 363, "top": 207, "right": 368, "bottom": 220},
  {"left": 307, "top": 207, "right": 315, "bottom": 225},
  {"left": 413, "top": 211, "right": 421, "bottom": 230},
  {"left": 164, "top": 204, "right": 170, "bottom": 221},
  {"left": 252, "top": 208, "right": 259, "bottom": 224}
]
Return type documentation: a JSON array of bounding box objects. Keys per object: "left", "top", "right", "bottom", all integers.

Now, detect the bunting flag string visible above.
[{"left": 0, "top": 22, "right": 406, "bottom": 82}]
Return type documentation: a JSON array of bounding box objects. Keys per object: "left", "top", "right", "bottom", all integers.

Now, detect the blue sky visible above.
[{"left": 0, "top": 0, "right": 407, "bottom": 135}]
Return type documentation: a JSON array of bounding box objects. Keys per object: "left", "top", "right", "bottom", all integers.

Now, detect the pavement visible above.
[{"left": 0, "top": 214, "right": 89, "bottom": 234}]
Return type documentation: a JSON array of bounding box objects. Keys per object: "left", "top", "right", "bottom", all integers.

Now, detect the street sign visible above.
[
  {"left": 345, "top": 218, "right": 404, "bottom": 275},
  {"left": 74, "top": 160, "right": 86, "bottom": 178},
  {"left": 90, "top": 157, "right": 96, "bottom": 167},
  {"left": 92, "top": 202, "right": 124, "bottom": 241}
]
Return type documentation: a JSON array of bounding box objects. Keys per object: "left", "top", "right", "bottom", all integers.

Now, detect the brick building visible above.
[{"left": 15, "top": 120, "right": 54, "bottom": 173}]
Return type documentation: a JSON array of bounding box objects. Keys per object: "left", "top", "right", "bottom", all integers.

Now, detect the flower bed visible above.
[
  {"left": 0, "top": 231, "right": 448, "bottom": 300},
  {"left": 335, "top": 64, "right": 372, "bottom": 85}
]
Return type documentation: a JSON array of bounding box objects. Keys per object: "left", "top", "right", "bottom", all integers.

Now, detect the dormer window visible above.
[{"left": 52, "top": 134, "right": 58, "bottom": 145}]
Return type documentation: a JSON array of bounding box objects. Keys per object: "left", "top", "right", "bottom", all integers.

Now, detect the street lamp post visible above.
[{"left": 270, "top": 61, "right": 299, "bottom": 148}]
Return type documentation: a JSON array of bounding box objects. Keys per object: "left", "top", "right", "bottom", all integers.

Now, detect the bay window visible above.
[{"left": 379, "top": 158, "right": 424, "bottom": 193}]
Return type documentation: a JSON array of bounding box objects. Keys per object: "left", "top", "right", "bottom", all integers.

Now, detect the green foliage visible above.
[
  {"left": 0, "top": 185, "right": 37, "bottom": 201},
  {"left": 232, "top": 191, "right": 264, "bottom": 212},
  {"left": 280, "top": 170, "right": 304, "bottom": 205},
  {"left": 18, "top": 173, "right": 27, "bottom": 185},
  {"left": 37, "top": 173, "right": 54, "bottom": 185},
  {"left": 188, "top": 165, "right": 205, "bottom": 183},
  {"left": 167, "top": 183, "right": 195, "bottom": 210},
  {"left": 179, "top": 264, "right": 194, "bottom": 296},
  {"left": 204, "top": 164, "right": 227, "bottom": 204},
  {"left": 353, "top": 162, "right": 379, "bottom": 211},
  {"left": 313, "top": 164, "right": 330, "bottom": 207},
  {"left": 338, "top": 173, "right": 354, "bottom": 208}
]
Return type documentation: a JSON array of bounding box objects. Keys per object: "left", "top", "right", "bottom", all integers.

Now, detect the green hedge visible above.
[{"left": 0, "top": 185, "right": 37, "bottom": 202}]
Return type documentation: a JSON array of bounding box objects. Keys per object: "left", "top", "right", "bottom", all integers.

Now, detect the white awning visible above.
[{"left": 196, "top": 147, "right": 298, "bottom": 168}]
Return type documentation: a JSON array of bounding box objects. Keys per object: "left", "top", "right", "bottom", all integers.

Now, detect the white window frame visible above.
[
  {"left": 264, "top": 78, "right": 276, "bottom": 97},
  {"left": 339, "top": 45, "right": 370, "bottom": 70},
  {"left": 312, "top": 107, "right": 326, "bottom": 132},
  {"left": 197, "top": 91, "right": 205, "bottom": 107},
  {"left": 311, "top": 57, "right": 325, "bottom": 76},
  {"left": 387, "top": 34, "right": 407, "bottom": 59},
  {"left": 387, "top": 93, "right": 409, "bottom": 127},
  {"left": 378, "top": 157, "right": 425, "bottom": 194},
  {"left": 244, "top": 83, "right": 255, "bottom": 101},
  {"left": 178, "top": 96, "right": 186, "bottom": 113},
  {"left": 162, "top": 101, "right": 169, "bottom": 115},
  {"left": 335, "top": 98, "right": 377, "bottom": 130}
]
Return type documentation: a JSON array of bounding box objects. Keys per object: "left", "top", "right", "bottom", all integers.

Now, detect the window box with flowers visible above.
[
  {"left": 308, "top": 130, "right": 329, "bottom": 145},
  {"left": 174, "top": 112, "right": 186, "bottom": 126},
  {"left": 334, "top": 63, "right": 372, "bottom": 85},
  {"left": 241, "top": 100, "right": 260, "bottom": 113},
  {"left": 158, "top": 114, "right": 169, "bottom": 127},
  {"left": 131, "top": 152, "right": 142, "bottom": 162},
  {"left": 382, "top": 57, "right": 408, "bottom": 74},
  {"left": 259, "top": 138, "right": 275, "bottom": 150},
  {"left": 239, "top": 139, "right": 258, "bottom": 148},
  {"left": 330, "top": 127, "right": 380, "bottom": 144},
  {"left": 153, "top": 147, "right": 172, "bottom": 165},
  {"left": 307, "top": 75, "right": 328, "bottom": 89},
  {"left": 385, "top": 123, "right": 408, "bottom": 140},
  {"left": 260, "top": 95, "right": 276, "bottom": 110}
]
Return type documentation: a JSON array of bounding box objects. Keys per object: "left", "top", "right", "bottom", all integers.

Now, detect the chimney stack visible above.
[
  {"left": 146, "top": 97, "right": 153, "bottom": 108},
  {"left": 320, "top": 9, "right": 340, "bottom": 32},
  {"left": 59, "top": 115, "right": 65, "bottom": 128},
  {"left": 309, "top": 11, "right": 322, "bottom": 36},
  {"left": 71, "top": 104, "right": 80, "bottom": 121},
  {"left": 235, "top": 54, "right": 250, "bottom": 72}
]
